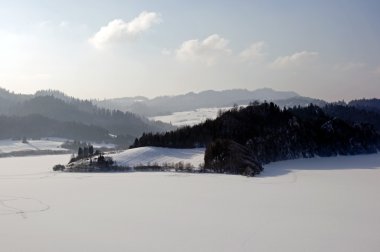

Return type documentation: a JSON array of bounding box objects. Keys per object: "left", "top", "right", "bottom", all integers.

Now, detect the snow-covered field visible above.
[
  {"left": 0, "top": 138, "right": 117, "bottom": 157},
  {"left": 1, "top": 153, "right": 380, "bottom": 251},
  {"left": 150, "top": 107, "right": 233, "bottom": 127},
  {"left": 0, "top": 138, "right": 68, "bottom": 154},
  {"left": 92, "top": 142, "right": 116, "bottom": 149},
  {"left": 111, "top": 146, "right": 205, "bottom": 167}
]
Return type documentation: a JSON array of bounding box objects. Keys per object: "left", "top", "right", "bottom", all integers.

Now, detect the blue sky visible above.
[{"left": 0, "top": 0, "right": 379, "bottom": 100}]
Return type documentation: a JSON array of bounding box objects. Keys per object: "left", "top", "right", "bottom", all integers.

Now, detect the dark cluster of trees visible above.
[
  {"left": 66, "top": 144, "right": 114, "bottom": 169},
  {"left": 53, "top": 164, "right": 65, "bottom": 171},
  {"left": 69, "top": 145, "right": 99, "bottom": 163},
  {"left": 96, "top": 154, "right": 114, "bottom": 167},
  {"left": 60, "top": 146, "right": 115, "bottom": 172},
  {"left": 77, "top": 145, "right": 95, "bottom": 158},
  {"left": 131, "top": 102, "right": 380, "bottom": 176}
]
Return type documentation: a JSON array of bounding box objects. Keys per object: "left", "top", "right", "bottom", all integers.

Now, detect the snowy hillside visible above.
[
  {"left": 1, "top": 153, "right": 380, "bottom": 251},
  {"left": 110, "top": 146, "right": 205, "bottom": 167}
]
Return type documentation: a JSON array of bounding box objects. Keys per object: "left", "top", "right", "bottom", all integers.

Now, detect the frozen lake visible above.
[{"left": 1, "top": 154, "right": 380, "bottom": 251}]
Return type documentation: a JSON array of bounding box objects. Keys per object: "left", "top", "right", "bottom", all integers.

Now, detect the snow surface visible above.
[
  {"left": 149, "top": 107, "right": 233, "bottom": 127},
  {"left": 1, "top": 153, "right": 380, "bottom": 251},
  {"left": 110, "top": 147, "right": 205, "bottom": 167}
]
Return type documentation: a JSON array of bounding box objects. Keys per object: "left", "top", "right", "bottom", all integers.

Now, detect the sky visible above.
[{"left": 0, "top": 0, "right": 379, "bottom": 101}]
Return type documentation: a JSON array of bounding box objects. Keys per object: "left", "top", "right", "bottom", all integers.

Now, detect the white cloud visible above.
[
  {"left": 175, "top": 34, "right": 231, "bottom": 66},
  {"left": 334, "top": 61, "right": 366, "bottom": 71},
  {"left": 271, "top": 51, "right": 319, "bottom": 69},
  {"left": 89, "top": 11, "right": 161, "bottom": 49},
  {"left": 239, "top": 41, "right": 266, "bottom": 61}
]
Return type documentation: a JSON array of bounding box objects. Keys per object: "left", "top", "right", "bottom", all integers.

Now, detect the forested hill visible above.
[
  {"left": 348, "top": 98, "right": 380, "bottom": 113},
  {"left": 10, "top": 96, "right": 173, "bottom": 138},
  {"left": 131, "top": 102, "right": 380, "bottom": 166},
  {"left": 0, "top": 114, "right": 110, "bottom": 142},
  {"left": 0, "top": 88, "right": 174, "bottom": 145}
]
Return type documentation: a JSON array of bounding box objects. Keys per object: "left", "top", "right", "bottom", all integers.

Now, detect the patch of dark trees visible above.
[
  {"left": 53, "top": 164, "right": 65, "bottom": 171},
  {"left": 69, "top": 144, "right": 99, "bottom": 163},
  {"left": 131, "top": 102, "right": 380, "bottom": 176},
  {"left": 60, "top": 145, "right": 117, "bottom": 172}
]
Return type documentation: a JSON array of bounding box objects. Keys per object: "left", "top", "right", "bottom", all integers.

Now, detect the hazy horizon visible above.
[{"left": 0, "top": 1, "right": 379, "bottom": 101}]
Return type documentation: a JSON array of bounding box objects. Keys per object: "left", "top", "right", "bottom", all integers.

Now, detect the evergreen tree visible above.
[
  {"left": 89, "top": 145, "right": 94, "bottom": 156},
  {"left": 78, "top": 147, "right": 83, "bottom": 158},
  {"left": 83, "top": 146, "right": 89, "bottom": 157}
]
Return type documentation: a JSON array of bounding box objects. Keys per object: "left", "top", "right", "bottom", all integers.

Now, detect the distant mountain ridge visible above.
[
  {"left": 0, "top": 88, "right": 32, "bottom": 114},
  {"left": 94, "top": 88, "right": 300, "bottom": 116}
]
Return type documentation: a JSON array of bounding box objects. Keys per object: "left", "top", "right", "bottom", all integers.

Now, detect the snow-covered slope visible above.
[
  {"left": 1, "top": 153, "right": 380, "bottom": 251},
  {"left": 110, "top": 147, "right": 205, "bottom": 167}
]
